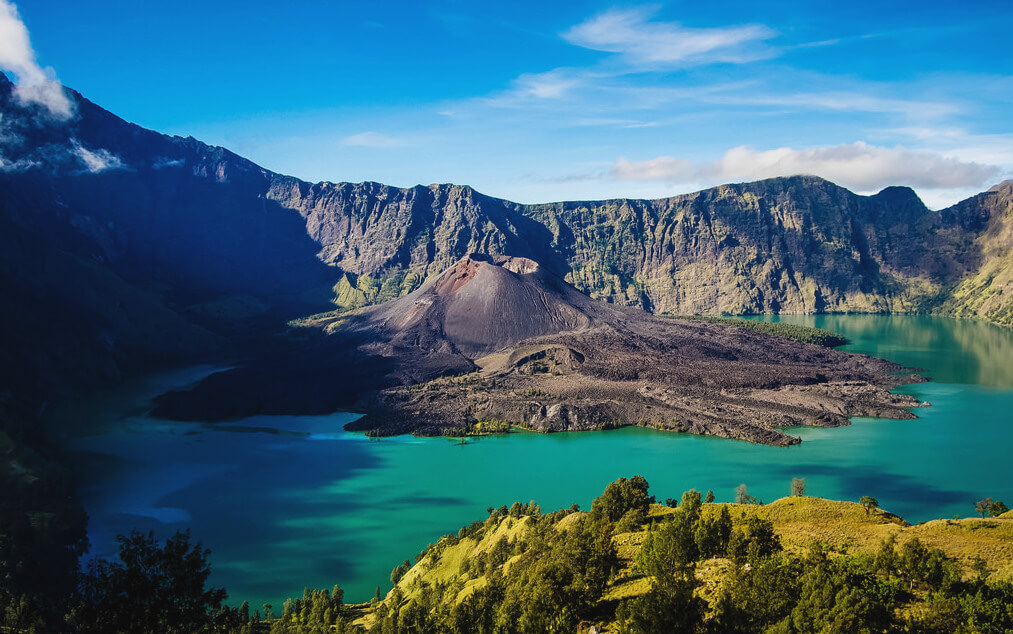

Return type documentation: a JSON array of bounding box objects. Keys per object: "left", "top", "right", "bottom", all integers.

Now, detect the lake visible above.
[{"left": 67, "top": 315, "right": 1013, "bottom": 609}]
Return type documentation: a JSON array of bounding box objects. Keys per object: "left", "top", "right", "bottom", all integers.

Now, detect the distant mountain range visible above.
[{"left": 1, "top": 71, "right": 1010, "bottom": 404}]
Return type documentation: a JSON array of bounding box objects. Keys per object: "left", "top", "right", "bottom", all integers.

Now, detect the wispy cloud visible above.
[
  {"left": 712, "top": 91, "right": 959, "bottom": 120},
  {"left": 514, "top": 69, "right": 580, "bottom": 99},
  {"left": 563, "top": 6, "right": 776, "bottom": 67},
  {"left": 613, "top": 142, "right": 1002, "bottom": 192},
  {"left": 0, "top": 0, "right": 74, "bottom": 119},
  {"left": 341, "top": 131, "right": 405, "bottom": 148},
  {"left": 73, "top": 142, "right": 125, "bottom": 173}
]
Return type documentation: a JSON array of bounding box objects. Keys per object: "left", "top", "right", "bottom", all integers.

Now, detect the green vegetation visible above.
[
  {"left": 0, "top": 406, "right": 88, "bottom": 632},
  {"left": 862, "top": 495, "right": 881, "bottom": 515},
  {"left": 68, "top": 530, "right": 234, "bottom": 633},
  {"left": 977, "top": 497, "right": 1009, "bottom": 518},
  {"left": 790, "top": 477, "right": 806, "bottom": 497},
  {"left": 5, "top": 476, "right": 1013, "bottom": 632},
  {"left": 337, "top": 478, "right": 1013, "bottom": 633},
  {"left": 670, "top": 315, "right": 850, "bottom": 347}
]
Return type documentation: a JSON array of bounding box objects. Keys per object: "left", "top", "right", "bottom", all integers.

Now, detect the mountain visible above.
[
  {"left": 1, "top": 71, "right": 1010, "bottom": 407},
  {"left": 293, "top": 176, "right": 1013, "bottom": 319},
  {"left": 334, "top": 254, "right": 623, "bottom": 360}
]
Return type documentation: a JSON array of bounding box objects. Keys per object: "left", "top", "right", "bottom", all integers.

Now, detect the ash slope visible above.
[{"left": 306, "top": 255, "right": 924, "bottom": 446}]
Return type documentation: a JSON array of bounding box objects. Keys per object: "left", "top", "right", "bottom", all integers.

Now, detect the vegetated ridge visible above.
[{"left": 337, "top": 483, "right": 1013, "bottom": 633}]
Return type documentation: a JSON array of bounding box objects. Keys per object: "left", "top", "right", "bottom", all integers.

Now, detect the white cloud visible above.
[
  {"left": 714, "top": 91, "right": 959, "bottom": 120},
  {"left": 0, "top": 0, "right": 74, "bottom": 119},
  {"left": 514, "top": 70, "right": 580, "bottom": 99},
  {"left": 563, "top": 7, "right": 776, "bottom": 66},
  {"left": 341, "top": 131, "right": 404, "bottom": 148},
  {"left": 0, "top": 153, "right": 36, "bottom": 171},
  {"left": 153, "top": 157, "right": 185, "bottom": 169},
  {"left": 73, "top": 142, "right": 124, "bottom": 173},
  {"left": 612, "top": 142, "right": 1002, "bottom": 192}
]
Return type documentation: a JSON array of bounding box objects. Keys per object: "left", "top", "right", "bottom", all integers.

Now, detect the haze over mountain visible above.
[{"left": 1, "top": 72, "right": 1011, "bottom": 409}]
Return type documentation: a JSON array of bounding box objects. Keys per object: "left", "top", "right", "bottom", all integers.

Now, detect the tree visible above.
[
  {"left": 390, "top": 559, "right": 411, "bottom": 585},
  {"left": 705, "top": 490, "right": 715, "bottom": 503},
  {"left": 976, "top": 498, "right": 994, "bottom": 518},
  {"left": 727, "top": 517, "right": 781, "bottom": 566},
  {"left": 590, "top": 476, "right": 653, "bottom": 523},
  {"left": 680, "top": 489, "right": 703, "bottom": 519},
  {"left": 616, "top": 507, "right": 647, "bottom": 533},
  {"left": 791, "top": 477, "right": 806, "bottom": 497},
  {"left": 990, "top": 500, "right": 1009, "bottom": 517},
  {"left": 615, "top": 574, "right": 704, "bottom": 633},
  {"left": 70, "top": 530, "right": 228, "bottom": 633},
  {"left": 860, "top": 496, "right": 879, "bottom": 515},
  {"left": 735, "top": 484, "right": 758, "bottom": 505},
  {"left": 637, "top": 510, "right": 699, "bottom": 578}
]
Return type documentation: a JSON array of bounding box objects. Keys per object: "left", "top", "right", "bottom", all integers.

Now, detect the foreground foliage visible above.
[{"left": 3, "top": 476, "right": 1012, "bottom": 633}]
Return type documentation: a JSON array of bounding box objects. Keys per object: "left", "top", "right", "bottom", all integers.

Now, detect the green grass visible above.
[{"left": 667, "top": 315, "right": 849, "bottom": 347}]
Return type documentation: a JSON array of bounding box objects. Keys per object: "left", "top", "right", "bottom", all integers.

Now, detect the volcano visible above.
[{"left": 329, "top": 254, "right": 628, "bottom": 359}]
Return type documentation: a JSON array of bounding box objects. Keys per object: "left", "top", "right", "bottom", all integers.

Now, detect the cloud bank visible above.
[
  {"left": 612, "top": 142, "right": 1002, "bottom": 192},
  {"left": 0, "top": 0, "right": 74, "bottom": 119}
]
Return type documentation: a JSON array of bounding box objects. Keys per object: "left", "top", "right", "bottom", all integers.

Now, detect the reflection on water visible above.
[
  {"left": 68, "top": 315, "right": 1013, "bottom": 608},
  {"left": 749, "top": 314, "right": 1013, "bottom": 389}
]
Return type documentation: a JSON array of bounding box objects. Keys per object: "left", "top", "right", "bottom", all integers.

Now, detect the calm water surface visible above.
[{"left": 68, "top": 315, "right": 1013, "bottom": 607}]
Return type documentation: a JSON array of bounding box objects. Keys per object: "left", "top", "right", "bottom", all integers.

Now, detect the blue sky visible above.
[{"left": 4, "top": 0, "right": 1012, "bottom": 208}]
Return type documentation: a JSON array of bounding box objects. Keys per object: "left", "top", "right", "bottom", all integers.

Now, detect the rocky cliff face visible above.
[
  {"left": 936, "top": 181, "right": 1013, "bottom": 326},
  {"left": 520, "top": 178, "right": 970, "bottom": 315},
  {"left": 272, "top": 171, "right": 1005, "bottom": 322}
]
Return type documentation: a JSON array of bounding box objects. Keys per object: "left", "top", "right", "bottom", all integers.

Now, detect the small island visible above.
[{"left": 159, "top": 254, "right": 926, "bottom": 446}]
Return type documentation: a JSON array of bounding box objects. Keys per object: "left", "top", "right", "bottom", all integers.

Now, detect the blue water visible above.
[{"left": 68, "top": 315, "right": 1013, "bottom": 608}]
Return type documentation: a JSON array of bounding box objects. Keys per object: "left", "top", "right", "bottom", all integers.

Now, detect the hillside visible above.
[{"left": 310, "top": 478, "right": 1013, "bottom": 633}]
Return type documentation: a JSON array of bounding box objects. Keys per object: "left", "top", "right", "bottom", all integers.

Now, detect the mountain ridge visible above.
[{"left": 1, "top": 72, "right": 1011, "bottom": 407}]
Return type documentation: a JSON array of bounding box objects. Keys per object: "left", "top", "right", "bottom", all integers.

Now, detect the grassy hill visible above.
[{"left": 307, "top": 483, "right": 1013, "bottom": 633}]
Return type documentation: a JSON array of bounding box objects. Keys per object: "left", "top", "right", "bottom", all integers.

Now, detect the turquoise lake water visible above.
[{"left": 68, "top": 315, "right": 1013, "bottom": 608}]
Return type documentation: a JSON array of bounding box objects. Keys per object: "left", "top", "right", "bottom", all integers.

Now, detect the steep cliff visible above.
[
  {"left": 264, "top": 169, "right": 1003, "bottom": 323},
  {"left": 937, "top": 181, "right": 1013, "bottom": 326}
]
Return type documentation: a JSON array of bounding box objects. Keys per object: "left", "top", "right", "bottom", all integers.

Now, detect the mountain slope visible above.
[{"left": 937, "top": 181, "right": 1013, "bottom": 326}]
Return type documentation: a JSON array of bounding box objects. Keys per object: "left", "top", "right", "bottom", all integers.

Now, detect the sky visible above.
[{"left": 3, "top": 0, "right": 1012, "bottom": 209}]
